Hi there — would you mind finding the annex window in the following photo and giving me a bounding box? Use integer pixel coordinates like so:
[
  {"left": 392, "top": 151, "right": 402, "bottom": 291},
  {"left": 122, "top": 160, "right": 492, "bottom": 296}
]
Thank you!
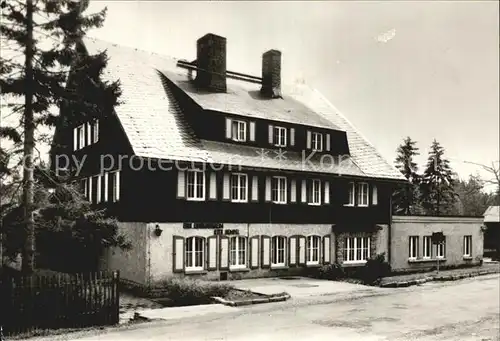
[
  {"left": 186, "top": 170, "right": 205, "bottom": 201},
  {"left": 95, "top": 174, "right": 102, "bottom": 204},
  {"left": 307, "top": 235, "right": 321, "bottom": 265},
  {"left": 308, "top": 179, "right": 321, "bottom": 205},
  {"left": 82, "top": 178, "right": 88, "bottom": 199},
  {"left": 230, "top": 173, "right": 248, "bottom": 203},
  {"left": 111, "top": 170, "right": 120, "bottom": 202},
  {"left": 312, "top": 132, "right": 323, "bottom": 151},
  {"left": 344, "top": 237, "right": 370, "bottom": 263},
  {"left": 230, "top": 236, "right": 247, "bottom": 269},
  {"left": 463, "top": 235, "right": 472, "bottom": 257},
  {"left": 271, "top": 236, "right": 286, "bottom": 266},
  {"left": 273, "top": 126, "right": 287, "bottom": 147},
  {"left": 409, "top": 236, "right": 419, "bottom": 259},
  {"left": 357, "top": 183, "right": 369, "bottom": 207},
  {"left": 271, "top": 176, "right": 287, "bottom": 204},
  {"left": 346, "top": 182, "right": 355, "bottom": 206},
  {"left": 73, "top": 124, "right": 85, "bottom": 150},
  {"left": 185, "top": 237, "right": 204, "bottom": 271},
  {"left": 92, "top": 119, "right": 99, "bottom": 143},
  {"left": 231, "top": 120, "right": 247, "bottom": 142},
  {"left": 436, "top": 238, "right": 446, "bottom": 259},
  {"left": 423, "top": 236, "right": 432, "bottom": 258}
]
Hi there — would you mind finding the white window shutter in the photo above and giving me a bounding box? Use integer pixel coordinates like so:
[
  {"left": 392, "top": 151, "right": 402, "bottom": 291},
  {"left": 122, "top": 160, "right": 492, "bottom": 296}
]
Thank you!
[
  {"left": 225, "top": 118, "right": 232, "bottom": 139},
  {"left": 326, "top": 134, "right": 331, "bottom": 151},
  {"left": 177, "top": 170, "right": 186, "bottom": 198},
  {"left": 104, "top": 172, "right": 109, "bottom": 202},
  {"left": 249, "top": 121, "right": 256, "bottom": 142},
  {"left": 289, "top": 236, "right": 297, "bottom": 266},
  {"left": 324, "top": 181, "right": 330, "bottom": 204},
  {"left": 173, "top": 236, "right": 185, "bottom": 273},
  {"left": 223, "top": 173, "right": 230, "bottom": 200},
  {"left": 96, "top": 175, "right": 101, "bottom": 203},
  {"left": 86, "top": 122, "right": 91, "bottom": 146},
  {"left": 290, "top": 180, "right": 297, "bottom": 203},
  {"left": 372, "top": 185, "right": 378, "bottom": 206},
  {"left": 219, "top": 236, "right": 229, "bottom": 270},
  {"left": 290, "top": 128, "right": 295, "bottom": 146},
  {"left": 301, "top": 180, "right": 307, "bottom": 203},
  {"left": 251, "top": 176, "right": 258, "bottom": 201},
  {"left": 250, "top": 237, "right": 259, "bottom": 268},
  {"left": 115, "top": 171, "right": 121, "bottom": 201},
  {"left": 306, "top": 131, "right": 312, "bottom": 149},
  {"left": 268, "top": 125, "right": 273, "bottom": 144},
  {"left": 323, "top": 235, "right": 331, "bottom": 264},
  {"left": 73, "top": 128, "right": 78, "bottom": 151},
  {"left": 261, "top": 236, "right": 271, "bottom": 268},
  {"left": 88, "top": 176, "right": 93, "bottom": 203},
  {"left": 298, "top": 236, "right": 306, "bottom": 265},
  {"left": 209, "top": 173, "right": 217, "bottom": 199},
  {"left": 207, "top": 236, "right": 217, "bottom": 270},
  {"left": 265, "top": 176, "right": 271, "bottom": 202}
]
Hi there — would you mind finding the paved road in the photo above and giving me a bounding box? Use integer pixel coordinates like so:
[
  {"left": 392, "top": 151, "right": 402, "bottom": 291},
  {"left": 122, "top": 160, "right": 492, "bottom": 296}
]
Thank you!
[{"left": 50, "top": 274, "right": 500, "bottom": 341}]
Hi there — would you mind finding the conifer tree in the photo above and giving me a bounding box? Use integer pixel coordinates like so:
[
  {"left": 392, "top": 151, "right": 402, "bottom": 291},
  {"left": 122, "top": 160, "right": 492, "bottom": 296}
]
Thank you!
[
  {"left": 419, "top": 140, "right": 457, "bottom": 215},
  {"left": 393, "top": 137, "right": 421, "bottom": 215},
  {"left": 1, "top": 0, "right": 121, "bottom": 273}
]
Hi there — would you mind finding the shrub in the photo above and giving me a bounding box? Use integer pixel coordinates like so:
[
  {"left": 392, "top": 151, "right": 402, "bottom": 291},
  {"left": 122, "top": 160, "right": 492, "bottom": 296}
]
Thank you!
[
  {"left": 356, "top": 253, "right": 391, "bottom": 285},
  {"left": 315, "top": 263, "right": 346, "bottom": 280},
  {"left": 158, "top": 277, "right": 234, "bottom": 305}
]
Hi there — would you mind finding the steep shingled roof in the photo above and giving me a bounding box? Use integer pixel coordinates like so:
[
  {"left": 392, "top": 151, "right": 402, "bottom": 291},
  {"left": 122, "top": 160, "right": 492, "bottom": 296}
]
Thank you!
[
  {"left": 484, "top": 206, "right": 500, "bottom": 223},
  {"left": 82, "top": 37, "right": 406, "bottom": 181}
]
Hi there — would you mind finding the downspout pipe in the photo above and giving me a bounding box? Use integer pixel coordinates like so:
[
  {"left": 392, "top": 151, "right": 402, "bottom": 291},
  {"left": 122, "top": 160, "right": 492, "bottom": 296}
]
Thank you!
[{"left": 388, "top": 194, "right": 393, "bottom": 266}]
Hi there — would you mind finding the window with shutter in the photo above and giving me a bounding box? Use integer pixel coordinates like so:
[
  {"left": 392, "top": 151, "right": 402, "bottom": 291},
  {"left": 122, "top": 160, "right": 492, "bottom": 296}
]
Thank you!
[
  {"left": 273, "top": 126, "right": 287, "bottom": 147},
  {"left": 271, "top": 236, "right": 286, "bottom": 267},
  {"left": 186, "top": 170, "right": 205, "bottom": 201},
  {"left": 230, "top": 173, "right": 248, "bottom": 203},
  {"left": 185, "top": 236, "right": 205, "bottom": 271},
  {"left": 306, "top": 236, "right": 321, "bottom": 265}
]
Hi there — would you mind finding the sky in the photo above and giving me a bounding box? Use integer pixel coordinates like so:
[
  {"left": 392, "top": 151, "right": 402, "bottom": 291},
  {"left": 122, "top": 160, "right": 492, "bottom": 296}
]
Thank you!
[{"left": 3, "top": 1, "right": 498, "bottom": 189}]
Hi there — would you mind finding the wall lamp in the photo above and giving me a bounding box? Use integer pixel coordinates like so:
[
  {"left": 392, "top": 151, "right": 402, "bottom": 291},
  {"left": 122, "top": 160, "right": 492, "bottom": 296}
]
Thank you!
[{"left": 154, "top": 224, "right": 163, "bottom": 237}]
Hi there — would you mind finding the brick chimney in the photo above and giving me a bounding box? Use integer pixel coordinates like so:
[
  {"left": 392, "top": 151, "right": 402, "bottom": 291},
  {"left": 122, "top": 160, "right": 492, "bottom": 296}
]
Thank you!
[
  {"left": 260, "top": 49, "right": 282, "bottom": 98},
  {"left": 195, "top": 33, "right": 227, "bottom": 92}
]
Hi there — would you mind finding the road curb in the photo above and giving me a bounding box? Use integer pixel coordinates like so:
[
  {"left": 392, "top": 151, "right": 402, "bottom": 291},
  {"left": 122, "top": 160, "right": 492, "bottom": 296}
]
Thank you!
[
  {"left": 212, "top": 293, "right": 291, "bottom": 307},
  {"left": 380, "top": 269, "right": 499, "bottom": 288}
]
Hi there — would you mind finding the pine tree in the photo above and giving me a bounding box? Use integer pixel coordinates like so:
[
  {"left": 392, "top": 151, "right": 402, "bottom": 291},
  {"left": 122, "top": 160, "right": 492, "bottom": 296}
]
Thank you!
[
  {"left": 420, "top": 140, "right": 457, "bottom": 215},
  {"left": 393, "top": 137, "right": 421, "bottom": 215},
  {"left": 1, "top": 0, "right": 120, "bottom": 273}
]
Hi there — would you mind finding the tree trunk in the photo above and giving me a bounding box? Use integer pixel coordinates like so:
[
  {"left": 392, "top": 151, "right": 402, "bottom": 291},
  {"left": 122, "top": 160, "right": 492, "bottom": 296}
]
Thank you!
[{"left": 21, "top": 0, "right": 35, "bottom": 274}]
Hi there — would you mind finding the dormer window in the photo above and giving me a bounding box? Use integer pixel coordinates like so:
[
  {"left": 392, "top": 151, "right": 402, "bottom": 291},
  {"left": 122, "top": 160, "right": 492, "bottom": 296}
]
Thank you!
[
  {"left": 273, "top": 126, "right": 287, "bottom": 147},
  {"left": 312, "top": 132, "right": 323, "bottom": 151},
  {"left": 231, "top": 120, "right": 247, "bottom": 142}
]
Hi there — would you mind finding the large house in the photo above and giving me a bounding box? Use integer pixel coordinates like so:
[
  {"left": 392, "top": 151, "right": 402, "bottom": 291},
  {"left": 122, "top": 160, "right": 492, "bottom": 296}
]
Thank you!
[{"left": 52, "top": 33, "right": 407, "bottom": 286}]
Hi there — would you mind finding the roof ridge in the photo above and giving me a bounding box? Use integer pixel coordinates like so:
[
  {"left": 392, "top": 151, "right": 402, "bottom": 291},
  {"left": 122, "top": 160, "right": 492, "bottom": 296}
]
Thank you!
[{"left": 84, "top": 35, "right": 178, "bottom": 62}]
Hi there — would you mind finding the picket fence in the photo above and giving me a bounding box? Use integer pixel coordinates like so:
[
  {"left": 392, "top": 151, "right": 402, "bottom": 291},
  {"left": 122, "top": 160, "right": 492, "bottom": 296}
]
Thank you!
[{"left": 0, "top": 270, "right": 120, "bottom": 337}]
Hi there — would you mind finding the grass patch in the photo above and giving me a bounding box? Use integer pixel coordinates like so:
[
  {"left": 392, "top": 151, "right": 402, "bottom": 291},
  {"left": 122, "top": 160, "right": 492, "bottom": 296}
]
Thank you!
[{"left": 156, "top": 277, "right": 234, "bottom": 305}]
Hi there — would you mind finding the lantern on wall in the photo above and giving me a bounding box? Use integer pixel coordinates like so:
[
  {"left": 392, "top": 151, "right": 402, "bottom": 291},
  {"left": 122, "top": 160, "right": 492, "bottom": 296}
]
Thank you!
[{"left": 154, "top": 224, "right": 163, "bottom": 237}]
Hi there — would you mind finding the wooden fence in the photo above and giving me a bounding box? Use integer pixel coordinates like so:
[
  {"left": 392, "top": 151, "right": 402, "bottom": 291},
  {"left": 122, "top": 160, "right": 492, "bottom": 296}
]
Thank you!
[{"left": 0, "top": 270, "right": 120, "bottom": 337}]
